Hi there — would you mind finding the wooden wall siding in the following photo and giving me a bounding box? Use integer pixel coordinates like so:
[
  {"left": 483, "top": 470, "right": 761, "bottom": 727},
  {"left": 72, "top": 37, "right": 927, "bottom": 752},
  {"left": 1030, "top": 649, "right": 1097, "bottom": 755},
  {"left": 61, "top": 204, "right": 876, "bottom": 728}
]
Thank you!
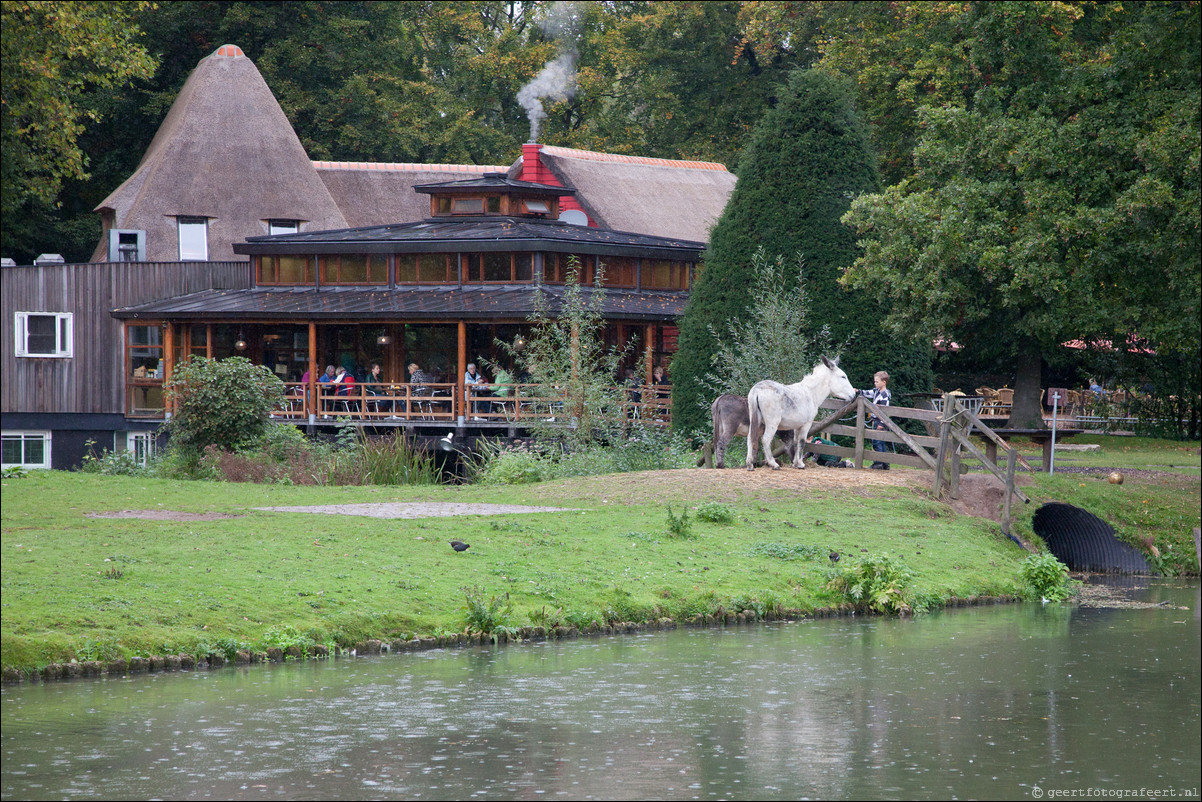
[{"left": 2, "top": 262, "right": 249, "bottom": 415}]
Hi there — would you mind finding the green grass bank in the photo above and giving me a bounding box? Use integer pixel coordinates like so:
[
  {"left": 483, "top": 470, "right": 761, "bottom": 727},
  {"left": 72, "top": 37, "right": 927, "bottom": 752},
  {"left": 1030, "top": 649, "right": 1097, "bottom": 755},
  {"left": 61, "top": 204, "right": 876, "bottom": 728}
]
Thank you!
[{"left": 2, "top": 435, "right": 1197, "bottom": 677}]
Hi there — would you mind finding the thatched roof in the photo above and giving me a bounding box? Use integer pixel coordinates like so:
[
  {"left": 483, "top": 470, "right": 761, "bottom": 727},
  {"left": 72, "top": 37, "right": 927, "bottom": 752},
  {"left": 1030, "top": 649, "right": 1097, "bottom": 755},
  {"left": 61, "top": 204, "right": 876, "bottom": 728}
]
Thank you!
[
  {"left": 513, "top": 145, "right": 737, "bottom": 244},
  {"left": 316, "top": 162, "right": 509, "bottom": 228},
  {"left": 92, "top": 45, "right": 347, "bottom": 262}
]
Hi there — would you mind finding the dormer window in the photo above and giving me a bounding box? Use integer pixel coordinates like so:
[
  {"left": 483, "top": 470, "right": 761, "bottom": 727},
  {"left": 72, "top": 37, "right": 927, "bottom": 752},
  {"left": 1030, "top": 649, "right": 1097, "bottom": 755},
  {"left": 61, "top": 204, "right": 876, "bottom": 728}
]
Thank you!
[
  {"left": 178, "top": 217, "right": 208, "bottom": 261},
  {"left": 268, "top": 219, "right": 299, "bottom": 235},
  {"left": 524, "top": 200, "right": 550, "bottom": 214}
]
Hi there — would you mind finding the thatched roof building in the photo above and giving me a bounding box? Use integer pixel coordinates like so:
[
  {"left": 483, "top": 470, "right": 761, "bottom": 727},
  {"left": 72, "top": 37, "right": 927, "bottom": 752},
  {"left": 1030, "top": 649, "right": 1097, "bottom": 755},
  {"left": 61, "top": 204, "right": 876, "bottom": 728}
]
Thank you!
[
  {"left": 90, "top": 45, "right": 737, "bottom": 263},
  {"left": 91, "top": 45, "right": 347, "bottom": 263}
]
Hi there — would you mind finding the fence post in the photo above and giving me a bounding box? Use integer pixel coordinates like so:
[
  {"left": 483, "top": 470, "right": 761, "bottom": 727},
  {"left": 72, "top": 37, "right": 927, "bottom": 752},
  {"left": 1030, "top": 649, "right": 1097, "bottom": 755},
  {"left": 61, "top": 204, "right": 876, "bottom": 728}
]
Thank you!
[
  {"left": 854, "top": 397, "right": 866, "bottom": 468},
  {"left": 933, "top": 392, "right": 953, "bottom": 499},
  {"left": 1002, "top": 447, "right": 1018, "bottom": 536},
  {"left": 949, "top": 398, "right": 963, "bottom": 500}
]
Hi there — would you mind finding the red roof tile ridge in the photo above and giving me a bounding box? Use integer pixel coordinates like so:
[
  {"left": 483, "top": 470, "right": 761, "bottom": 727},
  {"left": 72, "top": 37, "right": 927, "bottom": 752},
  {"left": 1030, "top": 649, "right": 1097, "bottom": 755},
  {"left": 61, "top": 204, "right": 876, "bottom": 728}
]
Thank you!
[
  {"left": 538, "top": 145, "right": 728, "bottom": 171},
  {"left": 313, "top": 161, "right": 509, "bottom": 173}
]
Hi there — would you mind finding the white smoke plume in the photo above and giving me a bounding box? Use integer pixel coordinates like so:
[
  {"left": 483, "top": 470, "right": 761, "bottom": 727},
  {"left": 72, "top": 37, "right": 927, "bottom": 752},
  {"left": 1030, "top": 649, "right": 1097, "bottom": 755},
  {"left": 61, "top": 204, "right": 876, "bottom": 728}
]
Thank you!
[{"left": 517, "top": 2, "right": 582, "bottom": 142}]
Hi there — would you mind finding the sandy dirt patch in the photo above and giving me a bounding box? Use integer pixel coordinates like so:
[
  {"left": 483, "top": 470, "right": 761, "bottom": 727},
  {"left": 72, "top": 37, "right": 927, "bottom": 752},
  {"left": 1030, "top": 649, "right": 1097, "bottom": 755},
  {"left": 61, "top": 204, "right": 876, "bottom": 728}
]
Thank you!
[
  {"left": 255, "top": 502, "right": 581, "bottom": 519},
  {"left": 87, "top": 510, "right": 242, "bottom": 521}
]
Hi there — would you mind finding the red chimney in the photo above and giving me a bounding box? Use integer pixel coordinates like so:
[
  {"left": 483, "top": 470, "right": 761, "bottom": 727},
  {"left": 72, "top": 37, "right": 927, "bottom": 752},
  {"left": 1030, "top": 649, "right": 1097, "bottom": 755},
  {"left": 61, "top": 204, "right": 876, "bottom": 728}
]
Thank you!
[{"left": 521, "top": 142, "right": 595, "bottom": 226}]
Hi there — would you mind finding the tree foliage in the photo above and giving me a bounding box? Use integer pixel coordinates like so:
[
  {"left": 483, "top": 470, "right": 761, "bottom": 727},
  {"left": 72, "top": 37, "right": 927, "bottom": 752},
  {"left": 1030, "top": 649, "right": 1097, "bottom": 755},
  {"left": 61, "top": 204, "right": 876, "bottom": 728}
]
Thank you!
[
  {"left": 702, "top": 247, "right": 836, "bottom": 400},
  {"left": 840, "top": 1, "right": 1201, "bottom": 427},
  {"left": 165, "top": 357, "right": 286, "bottom": 455},
  {"left": 672, "top": 67, "right": 930, "bottom": 433},
  {"left": 500, "top": 259, "right": 634, "bottom": 450},
  {"left": 0, "top": 0, "right": 155, "bottom": 258}
]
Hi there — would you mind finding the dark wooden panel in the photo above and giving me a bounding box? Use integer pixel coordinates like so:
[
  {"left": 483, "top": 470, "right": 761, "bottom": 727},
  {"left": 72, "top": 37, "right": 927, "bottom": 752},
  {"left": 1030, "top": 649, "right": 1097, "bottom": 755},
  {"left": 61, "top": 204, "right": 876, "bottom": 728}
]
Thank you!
[{"left": 2, "top": 262, "right": 249, "bottom": 415}]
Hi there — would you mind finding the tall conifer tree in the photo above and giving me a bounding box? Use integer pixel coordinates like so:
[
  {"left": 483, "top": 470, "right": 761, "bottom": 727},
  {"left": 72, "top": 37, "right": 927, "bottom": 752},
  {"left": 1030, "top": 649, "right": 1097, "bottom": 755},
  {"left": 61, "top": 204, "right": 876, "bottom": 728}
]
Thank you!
[{"left": 672, "top": 68, "right": 931, "bottom": 433}]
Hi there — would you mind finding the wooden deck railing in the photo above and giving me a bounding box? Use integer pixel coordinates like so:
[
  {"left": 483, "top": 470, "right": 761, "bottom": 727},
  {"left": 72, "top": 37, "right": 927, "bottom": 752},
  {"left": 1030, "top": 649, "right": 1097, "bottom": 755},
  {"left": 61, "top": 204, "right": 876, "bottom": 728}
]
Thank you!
[{"left": 271, "top": 381, "right": 672, "bottom": 426}]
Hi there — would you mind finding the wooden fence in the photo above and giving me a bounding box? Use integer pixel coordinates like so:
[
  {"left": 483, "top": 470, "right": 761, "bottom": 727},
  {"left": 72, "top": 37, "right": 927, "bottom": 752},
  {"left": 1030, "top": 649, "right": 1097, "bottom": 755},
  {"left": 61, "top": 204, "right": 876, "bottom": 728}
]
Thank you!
[{"left": 734, "top": 393, "right": 1032, "bottom": 538}]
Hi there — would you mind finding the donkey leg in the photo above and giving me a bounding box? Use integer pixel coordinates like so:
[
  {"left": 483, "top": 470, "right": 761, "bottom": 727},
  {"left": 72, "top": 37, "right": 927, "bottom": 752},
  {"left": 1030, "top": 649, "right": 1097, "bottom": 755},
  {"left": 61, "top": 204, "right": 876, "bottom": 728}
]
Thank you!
[
  {"left": 794, "top": 423, "right": 813, "bottom": 468},
  {"left": 762, "top": 424, "right": 781, "bottom": 470},
  {"left": 715, "top": 428, "right": 730, "bottom": 469},
  {"left": 745, "top": 423, "right": 759, "bottom": 470}
]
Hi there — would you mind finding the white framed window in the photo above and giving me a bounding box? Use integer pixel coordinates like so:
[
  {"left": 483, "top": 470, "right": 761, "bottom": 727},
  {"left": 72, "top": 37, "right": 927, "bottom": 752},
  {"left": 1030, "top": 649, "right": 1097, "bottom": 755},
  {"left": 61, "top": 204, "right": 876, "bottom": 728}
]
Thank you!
[
  {"left": 178, "top": 217, "right": 209, "bottom": 260},
  {"left": 268, "top": 219, "right": 299, "bottom": 236},
  {"left": 126, "top": 432, "right": 158, "bottom": 466},
  {"left": 14, "top": 312, "right": 73, "bottom": 358},
  {"left": 2, "top": 431, "right": 52, "bottom": 469}
]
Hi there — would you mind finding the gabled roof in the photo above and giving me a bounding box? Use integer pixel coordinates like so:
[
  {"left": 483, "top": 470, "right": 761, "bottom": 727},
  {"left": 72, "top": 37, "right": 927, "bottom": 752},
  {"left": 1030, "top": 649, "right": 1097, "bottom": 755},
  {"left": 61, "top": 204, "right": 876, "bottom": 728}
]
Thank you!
[
  {"left": 516, "top": 145, "right": 737, "bottom": 243},
  {"left": 235, "top": 217, "right": 706, "bottom": 260},
  {"left": 315, "top": 162, "right": 510, "bottom": 229},
  {"left": 92, "top": 45, "right": 347, "bottom": 262}
]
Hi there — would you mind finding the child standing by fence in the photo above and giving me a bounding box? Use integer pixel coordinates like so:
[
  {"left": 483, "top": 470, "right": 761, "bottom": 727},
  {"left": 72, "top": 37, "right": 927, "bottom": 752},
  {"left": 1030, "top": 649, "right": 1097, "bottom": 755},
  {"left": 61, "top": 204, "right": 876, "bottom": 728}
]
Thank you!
[{"left": 861, "top": 370, "right": 893, "bottom": 469}]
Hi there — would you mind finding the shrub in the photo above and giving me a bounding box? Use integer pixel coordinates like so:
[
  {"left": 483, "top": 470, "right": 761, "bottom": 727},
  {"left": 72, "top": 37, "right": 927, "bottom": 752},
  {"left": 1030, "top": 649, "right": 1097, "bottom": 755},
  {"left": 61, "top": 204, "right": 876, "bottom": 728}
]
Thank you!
[
  {"left": 165, "top": 356, "right": 285, "bottom": 456},
  {"left": 665, "top": 505, "right": 694, "bottom": 539},
  {"left": 461, "top": 586, "right": 516, "bottom": 635},
  {"left": 695, "top": 502, "right": 735, "bottom": 524},
  {"left": 1020, "top": 553, "right": 1076, "bottom": 602},
  {"left": 80, "top": 439, "right": 145, "bottom": 476},
  {"left": 828, "top": 553, "right": 918, "bottom": 614}
]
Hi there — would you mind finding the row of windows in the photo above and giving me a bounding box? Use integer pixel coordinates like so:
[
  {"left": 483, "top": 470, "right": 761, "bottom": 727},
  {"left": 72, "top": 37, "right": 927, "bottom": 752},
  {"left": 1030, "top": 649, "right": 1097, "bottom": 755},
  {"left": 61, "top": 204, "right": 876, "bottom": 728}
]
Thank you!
[
  {"left": 1, "top": 431, "right": 157, "bottom": 470},
  {"left": 176, "top": 217, "right": 299, "bottom": 261},
  {"left": 256, "top": 253, "right": 693, "bottom": 290}
]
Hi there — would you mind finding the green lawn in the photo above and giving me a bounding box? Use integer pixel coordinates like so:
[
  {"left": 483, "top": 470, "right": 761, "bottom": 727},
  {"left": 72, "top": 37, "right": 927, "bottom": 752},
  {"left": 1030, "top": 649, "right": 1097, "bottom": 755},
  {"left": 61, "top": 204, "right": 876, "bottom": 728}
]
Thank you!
[{"left": 1, "top": 435, "right": 1197, "bottom": 675}]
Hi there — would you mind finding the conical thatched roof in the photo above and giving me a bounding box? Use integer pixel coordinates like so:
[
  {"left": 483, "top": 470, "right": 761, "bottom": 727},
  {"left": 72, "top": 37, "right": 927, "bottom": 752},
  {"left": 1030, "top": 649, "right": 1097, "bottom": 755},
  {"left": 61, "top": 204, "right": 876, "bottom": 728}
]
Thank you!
[
  {"left": 92, "top": 45, "right": 346, "bottom": 262},
  {"left": 513, "top": 145, "right": 737, "bottom": 244}
]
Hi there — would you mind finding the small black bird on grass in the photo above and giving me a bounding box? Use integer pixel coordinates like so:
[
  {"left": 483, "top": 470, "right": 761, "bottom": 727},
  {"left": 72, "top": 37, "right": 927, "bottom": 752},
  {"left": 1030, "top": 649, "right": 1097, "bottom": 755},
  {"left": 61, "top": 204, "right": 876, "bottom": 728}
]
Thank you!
[{"left": 450, "top": 540, "right": 470, "bottom": 552}]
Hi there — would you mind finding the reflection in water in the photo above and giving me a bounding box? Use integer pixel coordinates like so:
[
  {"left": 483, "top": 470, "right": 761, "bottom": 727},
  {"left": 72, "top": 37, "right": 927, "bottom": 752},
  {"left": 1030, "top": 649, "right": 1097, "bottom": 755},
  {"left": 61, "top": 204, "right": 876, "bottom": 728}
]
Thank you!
[{"left": 3, "top": 579, "right": 1199, "bottom": 800}]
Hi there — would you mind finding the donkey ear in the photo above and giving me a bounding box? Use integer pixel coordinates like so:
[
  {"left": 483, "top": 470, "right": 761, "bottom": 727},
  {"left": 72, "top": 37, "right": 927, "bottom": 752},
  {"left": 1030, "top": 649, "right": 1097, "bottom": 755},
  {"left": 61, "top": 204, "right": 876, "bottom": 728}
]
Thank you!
[{"left": 821, "top": 355, "right": 835, "bottom": 369}]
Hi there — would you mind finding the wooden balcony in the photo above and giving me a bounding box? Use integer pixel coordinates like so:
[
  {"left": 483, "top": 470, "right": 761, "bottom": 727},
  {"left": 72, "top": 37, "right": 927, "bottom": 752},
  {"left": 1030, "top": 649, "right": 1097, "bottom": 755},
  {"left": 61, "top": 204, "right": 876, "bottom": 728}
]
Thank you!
[{"left": 270, "top": 382, "right": 672, "bottom": 427}]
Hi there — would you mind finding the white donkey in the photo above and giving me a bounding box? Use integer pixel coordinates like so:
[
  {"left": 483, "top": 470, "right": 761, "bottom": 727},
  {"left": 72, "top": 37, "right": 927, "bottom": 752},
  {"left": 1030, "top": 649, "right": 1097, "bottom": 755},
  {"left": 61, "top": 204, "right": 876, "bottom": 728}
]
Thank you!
[{"left": 746, "top": 356, "right": 858, "bottom": 470}]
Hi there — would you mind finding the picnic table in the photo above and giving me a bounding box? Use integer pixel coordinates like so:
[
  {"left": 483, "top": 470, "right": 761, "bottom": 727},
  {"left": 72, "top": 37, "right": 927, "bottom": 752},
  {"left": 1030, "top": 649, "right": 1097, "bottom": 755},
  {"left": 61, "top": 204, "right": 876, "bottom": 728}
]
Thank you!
[{"left": 978, "top": 428, "right": 1085, "bottom": 470}]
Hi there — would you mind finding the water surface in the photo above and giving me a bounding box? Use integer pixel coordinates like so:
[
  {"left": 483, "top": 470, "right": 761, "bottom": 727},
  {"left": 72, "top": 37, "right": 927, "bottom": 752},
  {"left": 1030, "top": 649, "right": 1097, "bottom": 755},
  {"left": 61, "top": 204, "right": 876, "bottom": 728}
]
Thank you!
[{"left": 3, "top": 578, "right": 1199, "bottom": 800}]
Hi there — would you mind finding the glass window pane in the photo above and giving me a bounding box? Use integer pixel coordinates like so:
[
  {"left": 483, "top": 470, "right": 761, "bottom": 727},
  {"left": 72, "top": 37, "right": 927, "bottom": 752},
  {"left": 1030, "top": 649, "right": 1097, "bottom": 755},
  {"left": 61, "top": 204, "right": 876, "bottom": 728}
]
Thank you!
[
  {"left": 269, "top": 220, "right": 298, "bottom": 235},
  {"left": 515, "top": 253, "right": 533, "bottom": 282},
  {"left": 483, "top": 253, "right": 510, "bottom": 282},
  {"left": 418, "top": 255, "right": 449, "bottom": 283},
  {"left": 461, "top": 254, "right": 481, "bottom": 283},
  {"left": 486, "top": 196, "right": 501, "bottom": 213},
  {"left": 437, "top": 197, "right": 451, "bottom": 214},
  {"left": 25, "top": 315, "right": 56, "bottom": 354},
  {"left": 178, "top": 218, "right": 207, "bottom": 260},
  {"left": 24, "top": 436, "right": 44, "bottom": 465},
  {"left": 367, "top": 254, "right": 387, "bottom": 283},
  {"left": 452, "top": 197, "right": 484, "bottom": 214},
  {"left": 397, "top": 255, "right": 418, "bottom": 283},
  {"left": 2, "top": 437, "right": 21, "bottom": 465},
  {"left": 278, "top": 255, "right": 310, "bottom": 283},
  {"left": 339, "top": 255, "right": 369, "bottom": 283}
]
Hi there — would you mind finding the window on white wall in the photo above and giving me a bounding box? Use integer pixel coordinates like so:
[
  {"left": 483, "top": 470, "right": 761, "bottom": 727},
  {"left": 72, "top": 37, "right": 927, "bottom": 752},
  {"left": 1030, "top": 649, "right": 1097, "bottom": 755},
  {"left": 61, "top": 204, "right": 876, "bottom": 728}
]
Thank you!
[
  {"left": 178, "top": 217, "right": 208, "bottom": 260},
  {"left": 14, "top": 312, "right": 73, "bottom": 357},
  {"left": 2, "top": 431, "right": 51, "bottom": 469}
]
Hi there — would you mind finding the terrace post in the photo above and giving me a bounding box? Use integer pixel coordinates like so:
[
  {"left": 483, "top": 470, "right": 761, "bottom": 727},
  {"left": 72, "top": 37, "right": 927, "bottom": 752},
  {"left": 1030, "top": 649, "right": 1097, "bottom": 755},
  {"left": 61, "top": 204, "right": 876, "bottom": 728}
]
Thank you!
[
  {"left": 457, "top": 320, "right": 467, "bottom": 424},
  {"left": 644, "top": 324, "right": 654, "bottom": 385},
  {"left": 163, "top": 322, "right": 175, "bottom": 415},
  {"left": 307, "top": 321, "right": 317, "bottom": 423}
]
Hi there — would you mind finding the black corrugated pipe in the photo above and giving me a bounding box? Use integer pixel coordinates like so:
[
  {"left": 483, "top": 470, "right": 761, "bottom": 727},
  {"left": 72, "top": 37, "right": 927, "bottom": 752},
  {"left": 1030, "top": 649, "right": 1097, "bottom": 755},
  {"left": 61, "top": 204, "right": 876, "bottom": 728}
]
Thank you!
[{"left": 1032, "top": 503, "right": 1151, "bottom": 574}]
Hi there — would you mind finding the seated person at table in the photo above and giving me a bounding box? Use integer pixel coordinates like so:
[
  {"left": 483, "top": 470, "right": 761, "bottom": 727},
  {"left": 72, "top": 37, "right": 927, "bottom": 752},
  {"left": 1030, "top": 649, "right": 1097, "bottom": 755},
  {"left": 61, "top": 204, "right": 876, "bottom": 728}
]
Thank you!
[
  {"left": 465, "top": 363, "right": 489, "bottom": 418},
  {"left": 317, "top": 365, "right": 336, "bottom": 415},
  {"left": 365, "top": 362, "right": 392, "bottom": 415},
  {"left": 333, "top": 366, "right": 358, "bottom": 411},
  {"left": 407, "top": 362, "right": 432, "bottom": 413}
]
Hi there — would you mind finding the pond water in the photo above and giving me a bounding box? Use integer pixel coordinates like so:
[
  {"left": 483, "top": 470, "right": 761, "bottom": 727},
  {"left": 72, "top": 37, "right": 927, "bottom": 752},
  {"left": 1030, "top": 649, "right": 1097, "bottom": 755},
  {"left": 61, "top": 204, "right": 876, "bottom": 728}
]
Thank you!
[{"left": 3, "top": 578, "right": 1199, "bottom": 801}]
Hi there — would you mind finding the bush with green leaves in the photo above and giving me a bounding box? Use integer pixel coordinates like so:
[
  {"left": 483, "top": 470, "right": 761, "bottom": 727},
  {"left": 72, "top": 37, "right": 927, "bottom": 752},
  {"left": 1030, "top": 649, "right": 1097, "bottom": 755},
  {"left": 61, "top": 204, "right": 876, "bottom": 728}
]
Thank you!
[
  {"left": 827, "top": 553, "right": 919, "bottom": 614},
  {"left": 1019, "top": 553, "right": 1076, "bottom": 602},
  {"left": 460, "top": 586, "right": 516, "bottom": 635},
  {"left": 695, "top": 502, "right": 735, "bottom": 524},
  {"left": 164, "top": 356, "right": 286, "bottom": 456},
  {"left": 665, "top": 504, "right": 694, "bottom": 539},
  {"left": 80, "top": 440, "right": 145, "bottom": 476}
]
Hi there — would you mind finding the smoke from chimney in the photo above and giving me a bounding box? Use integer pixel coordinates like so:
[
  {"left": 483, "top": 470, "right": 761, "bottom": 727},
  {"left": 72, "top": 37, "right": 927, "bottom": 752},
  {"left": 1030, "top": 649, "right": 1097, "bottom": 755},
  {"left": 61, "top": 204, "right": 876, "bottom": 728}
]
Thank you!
[{"left": 517, "top": 2, "right": 581, "bottom": 142}]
